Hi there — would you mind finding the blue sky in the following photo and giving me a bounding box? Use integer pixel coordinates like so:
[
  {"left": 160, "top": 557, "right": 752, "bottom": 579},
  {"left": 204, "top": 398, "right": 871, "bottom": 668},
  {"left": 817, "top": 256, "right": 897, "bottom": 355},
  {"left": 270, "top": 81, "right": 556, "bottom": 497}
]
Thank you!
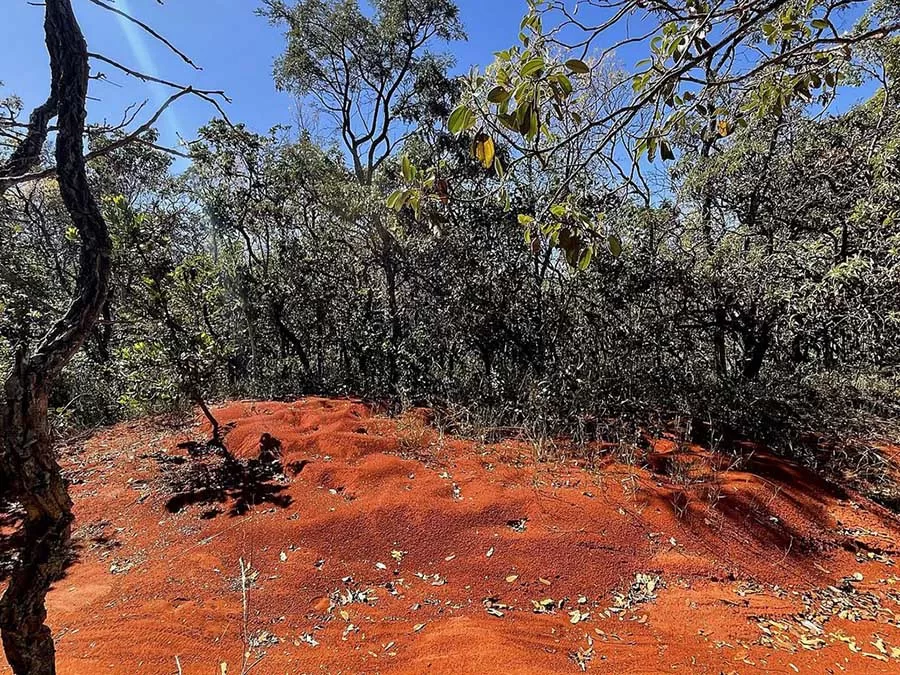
[
  {"left": 3, "top": 0, "right": 876, "bottom": 164},
  {"left": 2, "top": 0, "right": 527, "bottom": 150}
]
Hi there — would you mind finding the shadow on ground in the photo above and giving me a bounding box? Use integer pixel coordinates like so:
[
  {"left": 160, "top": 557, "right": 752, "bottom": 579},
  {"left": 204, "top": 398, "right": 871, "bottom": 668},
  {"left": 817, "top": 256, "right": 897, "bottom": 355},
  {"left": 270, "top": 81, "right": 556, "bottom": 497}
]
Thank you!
[{"left": 159, "top": 434, "right": 294, "bottom": 517}]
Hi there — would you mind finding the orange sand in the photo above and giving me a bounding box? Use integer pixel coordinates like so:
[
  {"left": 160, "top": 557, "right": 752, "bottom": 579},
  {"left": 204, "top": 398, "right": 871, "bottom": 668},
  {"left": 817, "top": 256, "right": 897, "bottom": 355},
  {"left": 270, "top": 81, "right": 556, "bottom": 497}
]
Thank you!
[{"left": 3, "top": 397, "right": 900, "bottom": 673}]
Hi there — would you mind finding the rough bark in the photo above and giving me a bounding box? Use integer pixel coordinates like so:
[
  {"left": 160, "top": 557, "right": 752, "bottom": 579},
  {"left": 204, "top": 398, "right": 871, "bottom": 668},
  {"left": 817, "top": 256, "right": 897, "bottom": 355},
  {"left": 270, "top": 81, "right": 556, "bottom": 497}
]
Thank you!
[
  {"left": 0, "top": 96, "right": 57, "bottom": 189},
  {"left": 0, "top": 1, "right": 111, "bottom": 673},
  {"left": 0, "top": 23, "right": 59, "bottom": 195}
]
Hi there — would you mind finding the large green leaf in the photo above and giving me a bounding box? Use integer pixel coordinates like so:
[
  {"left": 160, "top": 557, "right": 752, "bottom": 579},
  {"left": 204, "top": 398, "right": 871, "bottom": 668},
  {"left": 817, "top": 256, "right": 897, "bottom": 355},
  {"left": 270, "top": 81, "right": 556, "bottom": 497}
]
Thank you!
[
  {"left": 448, "top": 105, "right": 476, "bottom": 135},
  {"left": 521, "top": 57, "right": 546, "bottom": 78},
  {"left": 565, "top": 59, "right": 590, "bottom": 74}
]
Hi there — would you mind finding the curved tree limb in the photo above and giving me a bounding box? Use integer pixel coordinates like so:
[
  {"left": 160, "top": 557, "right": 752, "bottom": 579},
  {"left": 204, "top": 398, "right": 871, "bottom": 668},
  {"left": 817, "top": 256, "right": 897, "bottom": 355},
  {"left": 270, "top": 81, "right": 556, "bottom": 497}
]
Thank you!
[
  {"left": 0, "top": 87, "right": 210, "bottom": 190},
  {"left": 0, "top": 19, "right": 62, "bottom": 185},
  {"left": 0, "top": 1, "right": 110, "bottom": 673}
]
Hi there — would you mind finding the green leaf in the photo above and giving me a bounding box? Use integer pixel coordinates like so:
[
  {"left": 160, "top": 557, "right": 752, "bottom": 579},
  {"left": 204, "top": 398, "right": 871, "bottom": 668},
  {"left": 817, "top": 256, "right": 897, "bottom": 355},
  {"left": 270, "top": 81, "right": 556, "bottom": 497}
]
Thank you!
[
  {"left": 550, "top": 204, "right": 567, "bottom": 218},
  {"left": 401, "top": 155, "right": 414, "bottom": 182},
  {"left": 388, "top": 189, "right": 411, "bottom": 212},
  {"left": 518, "top": 214, "right": 535, "bottom": 226},
  {"left": 498, "top": 113, "right": 519, "bottom": 131},
  {"left": 516, "top": 103, "right": 536, "bottom": 136},
  {"left": 386, "top": 189, "right": 403, "bottom": 210},
  {"left": 526, "top": 109, "right": 539, "bottom": 139},
  {"left": 487, "top": 86, "right": 511, "bottom": 104},
  {"left": 608, "top": 234, "right": 622, "bottom": 258},
  {"left": 634, "top": 138, "right": 648, "bottom": 159},
  {"left": 494, "top": 156, "right": 505, "bottom": 179},
  {"left": 632, "top": 73, "right": 649, "bottom": 93},
  {"left": 578, "top": 246, "right": 593, "bottom": 270},
  {"left": 565, "top": 59, "right": 590, "bottom": 75},
  {"left": 448, "top": 105, "right": 476, "bottom": 135},
  {"left": 521, "top": 57, "right": 546, "bottom": 78},
  {"left": 660, "top": 139, "right": 675, "bottom": 161}
]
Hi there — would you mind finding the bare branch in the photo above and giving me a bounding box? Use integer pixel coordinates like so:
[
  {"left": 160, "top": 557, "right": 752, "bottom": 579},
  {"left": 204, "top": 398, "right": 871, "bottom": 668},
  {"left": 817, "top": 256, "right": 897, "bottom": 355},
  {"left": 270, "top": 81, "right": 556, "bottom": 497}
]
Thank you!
[
  {"left": 85, "top": 0, "right": 201, "bottom": 70},
  {"left": 0, "top": 87, "right": 201, "bottom": 189}
]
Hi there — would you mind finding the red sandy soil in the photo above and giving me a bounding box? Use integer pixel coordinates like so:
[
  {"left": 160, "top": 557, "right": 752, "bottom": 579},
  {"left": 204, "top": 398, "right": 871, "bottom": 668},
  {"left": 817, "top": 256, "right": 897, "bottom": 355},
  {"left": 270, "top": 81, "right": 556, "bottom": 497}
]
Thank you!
[{"left": 3, "top": 397, "right": 900, "bottom": 674}]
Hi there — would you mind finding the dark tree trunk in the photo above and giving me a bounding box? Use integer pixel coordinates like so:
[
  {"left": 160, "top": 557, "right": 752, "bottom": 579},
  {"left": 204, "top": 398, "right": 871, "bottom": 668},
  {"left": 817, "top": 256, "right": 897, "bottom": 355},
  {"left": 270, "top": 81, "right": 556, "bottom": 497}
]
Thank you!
[
  {"left": 376, "top": 221, "right": 402, "bottom": 394},
  {"left": 236, "top": 272, "right": 258, "bottom": 381},
  {"left": 740, "top": 322, "right": 771, "bottom": 381},
  {"left": 0, "top": 357, "right": 73, "bottom": 675},
  {"left": 268, "top": 296, "right": 312, "bottom": 375},
  {"left": 713, "top": 306, "right": 728, "bottom": 378},
  {"left": 195, "top": 395, "right": 222, "bottom": 446},
  {"left": 0, "top": 1, "right": 111, "bottom": 673},
  {"left": 91, "top": 299, "right": 113, "bottom": 364}
]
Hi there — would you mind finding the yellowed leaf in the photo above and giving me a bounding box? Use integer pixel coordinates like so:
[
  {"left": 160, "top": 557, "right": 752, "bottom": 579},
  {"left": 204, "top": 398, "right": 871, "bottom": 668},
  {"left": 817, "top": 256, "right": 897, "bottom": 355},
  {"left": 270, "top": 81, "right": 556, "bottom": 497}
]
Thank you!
[{"left": 473, "top": 134, "right": 496, "bottom": 169}]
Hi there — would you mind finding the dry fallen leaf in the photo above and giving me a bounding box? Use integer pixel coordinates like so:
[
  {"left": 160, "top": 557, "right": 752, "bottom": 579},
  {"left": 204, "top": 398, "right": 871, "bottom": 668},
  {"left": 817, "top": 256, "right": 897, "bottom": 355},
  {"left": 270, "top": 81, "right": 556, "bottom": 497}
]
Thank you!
[
  {"left": 506, "top": 575, "right": 519, "bottom": 583},
  {"left": 413, "top": 623, "right": 427, "bottom": 633},
  {"left": 532, "top": 598, "right": 556, "bottom": 614},
  {"left": 863, "top": 652, "right": 889, "bottom": 662},
  {"left": 569, "top": 609, "right": 590, "bottom": 624}
]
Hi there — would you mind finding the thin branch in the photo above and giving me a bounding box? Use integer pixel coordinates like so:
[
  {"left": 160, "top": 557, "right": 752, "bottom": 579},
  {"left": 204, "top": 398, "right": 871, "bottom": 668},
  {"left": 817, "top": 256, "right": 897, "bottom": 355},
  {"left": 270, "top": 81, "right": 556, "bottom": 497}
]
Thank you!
[
  {"left": 85, "top": 0, "right": 201, "bottom": 70},
  {"left": 0, "top": 87, "right": 198, "bottom": 188},
  {"left": 88, "top": 53, "right": 229, "bottom": 104}
]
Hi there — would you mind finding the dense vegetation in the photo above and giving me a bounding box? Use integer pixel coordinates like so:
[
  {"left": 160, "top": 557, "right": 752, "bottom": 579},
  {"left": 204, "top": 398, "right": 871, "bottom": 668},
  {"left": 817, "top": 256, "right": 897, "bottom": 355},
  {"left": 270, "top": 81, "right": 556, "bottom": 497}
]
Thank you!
[
  {"left": 5, "top": 1, "right": 899, "bottom": 450},
  {"left": 1, "top": 0, "right": 899, "bottom": 671}
]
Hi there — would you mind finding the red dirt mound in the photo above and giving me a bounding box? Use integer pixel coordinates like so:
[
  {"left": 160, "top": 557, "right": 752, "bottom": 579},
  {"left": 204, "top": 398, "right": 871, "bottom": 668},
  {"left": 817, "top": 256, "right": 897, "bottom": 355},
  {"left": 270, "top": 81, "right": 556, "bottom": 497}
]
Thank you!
[{"left": 3, "top": 398, "right": 900, "bottom": 673}]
